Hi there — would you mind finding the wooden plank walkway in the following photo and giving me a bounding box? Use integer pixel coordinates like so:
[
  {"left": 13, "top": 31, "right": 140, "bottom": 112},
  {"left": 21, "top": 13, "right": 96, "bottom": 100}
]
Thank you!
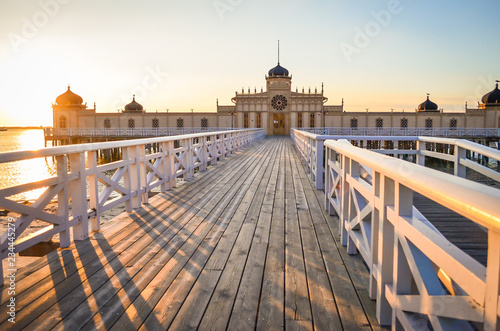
[{"left": 0, "top": 136, "right": 384, "bottom": 330}]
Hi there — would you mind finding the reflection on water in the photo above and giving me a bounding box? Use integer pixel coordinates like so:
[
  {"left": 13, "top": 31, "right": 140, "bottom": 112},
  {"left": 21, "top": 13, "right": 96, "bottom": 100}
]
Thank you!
[{"left": 0, "top": 129, "right": 56, "bottom": 201}]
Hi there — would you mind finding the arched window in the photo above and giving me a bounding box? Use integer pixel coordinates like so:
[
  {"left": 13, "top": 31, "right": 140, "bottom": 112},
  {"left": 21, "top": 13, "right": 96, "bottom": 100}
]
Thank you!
[
  {"left": 450, "top": 118, "right": 457, "bottom": 129},
  {"left": 256, "top": 113, "right": 261, "bottom": 128},
  {"left": 400, "top": 118, "right": 408, "bottom": 129},
  {"left": 310, "top": 113, "right": 315, "bottom": 128},
  {"left": 376, "top": 118, "right": 383, "bottom": 128},
  {"left": 425, "top": 118, "right": 433, "bottom": 129},
  {"left": 350, "top": 118, "right": 358, "bottom": 129},
  {"left": 128, "top": 118, "right": 135, "bottom": 128},
  {"left": 104, "top": 118, "right": 111, "bottom": 128},
  {"left": 177, "top": 118, "right": 183, "bottom": 128},
  {"left": 297, "top": 113, "right": 303, "bottom": 128},
  {"left": 59, "top": 115, "right": 67, "bottom": 128},
  {"left": 201, "top": 118, "right": 208, "bottom": 128},
  {"left": 152, "top": 118, "right": 159, "bottom": 128},
  {"left": 244, "top": 113, "right": 249, "bottom": 128}
]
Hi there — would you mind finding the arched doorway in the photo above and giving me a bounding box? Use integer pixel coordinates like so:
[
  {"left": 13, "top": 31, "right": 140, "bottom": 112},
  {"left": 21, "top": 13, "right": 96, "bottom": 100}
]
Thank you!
[{"left": 273, "top": 113, "right": 285, "bottom": 135}]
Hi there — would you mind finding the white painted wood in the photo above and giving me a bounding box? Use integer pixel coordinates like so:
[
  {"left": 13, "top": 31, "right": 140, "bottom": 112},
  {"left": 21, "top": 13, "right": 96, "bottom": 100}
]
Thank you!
[
  {"left": 69, "top": 153, "right": 88, "bottom": 240},
  {"left": 318, "top": 134, "right": 500, "bottom": 329},
  {"left": 56, "top": 155, "right": 71, "bottom": 248},
  {"left": 87, "top": 151, "right": 100, "bottom": 232}
]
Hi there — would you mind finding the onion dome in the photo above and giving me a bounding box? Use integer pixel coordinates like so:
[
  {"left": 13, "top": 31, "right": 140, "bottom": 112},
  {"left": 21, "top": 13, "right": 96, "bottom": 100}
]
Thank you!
[
  {"left": 56, "top": 85, "right": 83, "bottom": 105},
  {"left": 124, "top": 95, "right": 143, "bottom": 111},
  {"left": 268, "top": 63, "right": 289, "bottom": 77},
  {"left": 481, "top": 83, "right": 500, "bottom": 104},
  {"left": 418, "top": 94, "right": 438, "bottom": 111}
]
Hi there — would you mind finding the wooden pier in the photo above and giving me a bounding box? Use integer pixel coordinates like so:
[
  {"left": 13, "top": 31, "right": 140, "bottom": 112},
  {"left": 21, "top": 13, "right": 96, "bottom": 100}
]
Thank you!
[{"left": 0, "top": 137, "right": 385, "bottom": 330}]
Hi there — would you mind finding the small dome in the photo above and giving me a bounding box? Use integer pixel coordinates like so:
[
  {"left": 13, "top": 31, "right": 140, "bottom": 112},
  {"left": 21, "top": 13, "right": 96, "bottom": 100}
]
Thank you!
[
  {"left": 268, "top": 63, "right": 289, "bottom": 77},
  {"left": 418, "top": 95, "right": 438, "bottom": 111},
  {"left": 481, "top": 83, "right": 500, "bottom": 104},
  {"left": 124, "top": 95, "right": 143, "bottom": 111},
  {"left": 56, "top": 85, "right": 83, "bottom": 105}
]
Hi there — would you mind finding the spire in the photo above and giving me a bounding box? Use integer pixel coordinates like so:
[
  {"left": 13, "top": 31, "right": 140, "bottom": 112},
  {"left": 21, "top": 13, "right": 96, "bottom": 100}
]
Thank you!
[
  {"left": 277, "top": 40, "right": 280, "bottom": 65},
  {"left": 133, "top": 94, "right": 136, "bottom": 101},
  {"left": 427, "top": 93, "right": 430, "bottom": 100}
]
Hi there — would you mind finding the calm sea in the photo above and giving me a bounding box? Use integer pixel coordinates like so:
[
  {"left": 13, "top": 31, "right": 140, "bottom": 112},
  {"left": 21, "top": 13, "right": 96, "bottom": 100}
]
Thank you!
[{"left": 0, "top": 129, "right": 56, "bottom": 201}]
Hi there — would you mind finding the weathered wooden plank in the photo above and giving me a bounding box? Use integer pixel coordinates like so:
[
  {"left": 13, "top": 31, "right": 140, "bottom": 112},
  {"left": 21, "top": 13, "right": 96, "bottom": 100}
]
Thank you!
[
  {"left": 255, "top": 142, "right": 289, "bottom": 330},
  {"left": 4, "top": 140, "right": 270, "bottom": 330},
  {"left": 197, "top": 141, "right": 283, "bottom": 330},
  {"left": 80, "top": 140, "right": 277, "bottom": 330},
  {"left": 285, "top": 142, "right": 313, "bottom": 324},
  {"left": 168, "top": 140, "right": 282, "bottom": 330},
  {"left": 227, "top": 140, "right": 284, "bottom": 330},
  {"left": 306, "top": 161, "right": 384, "bottom": 331},
  {"left": 137, "top": 141, "right": 283, "bottom": 330}
]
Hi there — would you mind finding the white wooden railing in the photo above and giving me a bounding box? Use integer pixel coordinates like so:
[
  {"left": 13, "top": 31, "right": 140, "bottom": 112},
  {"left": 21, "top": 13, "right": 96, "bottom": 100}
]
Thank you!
[
  {"left": 44, "top": 127, "right": 235, "bottom": 138},
  {"left": 323, "top": 138, "right": 500, "bottom": 330},
  {"left": 298, "top": 127, "right": 500, "bottom": 138},
  {"left": 292, "top": 129, "right": 500, "bottom": 190},
  {"left": 0, "top": 128, "right": 265, "bottom": 285}
]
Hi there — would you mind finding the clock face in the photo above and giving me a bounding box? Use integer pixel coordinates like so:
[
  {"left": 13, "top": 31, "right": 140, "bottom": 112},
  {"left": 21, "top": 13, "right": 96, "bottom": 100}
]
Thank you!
[{"left": 271, "top": 95, "right": 288, "bottom": 110}]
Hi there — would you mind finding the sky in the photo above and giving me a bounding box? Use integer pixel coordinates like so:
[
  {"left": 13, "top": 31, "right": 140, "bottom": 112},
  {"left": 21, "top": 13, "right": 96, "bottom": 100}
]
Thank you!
[{"left": 0, "top": 0, "right": 499, "bottom": 126}]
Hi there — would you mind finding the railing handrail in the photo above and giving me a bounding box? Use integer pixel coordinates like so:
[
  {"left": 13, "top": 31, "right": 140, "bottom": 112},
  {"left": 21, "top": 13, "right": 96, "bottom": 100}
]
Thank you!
[
  {"left": 418, "top": 136, "right": 500, "bottom": 162},
  {"left": 43, "top": 127, "right": 236, "bottom": 137},
  {"left": 291, "top": 129, "right": 500, "bottom": 191},
  {"left": 2, "top": 128, "right": 262, "bottom": 163},
  {"left": 293, "top": 127, "right": 500, "bottom": 137},
  {"left": 325, "top": 138, "right": 500, "bottom": 232}
]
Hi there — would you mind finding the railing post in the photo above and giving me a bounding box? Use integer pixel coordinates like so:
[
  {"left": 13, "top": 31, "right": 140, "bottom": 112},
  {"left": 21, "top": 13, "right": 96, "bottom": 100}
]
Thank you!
[
  {"left": 56, "top": 155, "right": 71, "bottom": 247},
  {"left": 375, "top": 175, "right": 395, "bottom": 326},
  {"left": 69, "top": 152, "right": 88, "bottom": 241},
  {"left": 167, "top": 140, "right": 176, "bottom": 189},
  {"left": 416, "top": 139, "right": 425, "bottom": 166},
  {"left": 454, "top": 145, "right": 466, "bottom": 178},
  {"left": 346, "top": 159, "right": 359, "bottom": 255},
  {"left": 315, "top": 139, "right": 324, "bottom": 190},
  {"left": 485, "top": 230, "right": 500, "bottom": 330},
  {"left": 87, "top": 151, "right": 100, "bottom": 232},
  {"left": 124, "top": 146, "right": 141, "bottom": 210},
  {"left": 185, "top": 138, "right": 194, "bottom": 179},
  {"left": 340, "top": 155, "right": 350, "bottom": 247},
  {"left": 209, "top": 134, "right": 217, "bottom": 166},
  {"left": 139, "top": 145, "right": 148, "bottom": 203},
  {"left": 391, "top": 183, "right": 414, "bottom": 327}
]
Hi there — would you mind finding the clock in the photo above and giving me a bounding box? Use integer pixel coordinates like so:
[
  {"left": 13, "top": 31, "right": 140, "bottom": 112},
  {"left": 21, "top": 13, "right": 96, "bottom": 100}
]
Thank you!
[{"left": 271, "top": 95, "right": 287, "bottom": 110}]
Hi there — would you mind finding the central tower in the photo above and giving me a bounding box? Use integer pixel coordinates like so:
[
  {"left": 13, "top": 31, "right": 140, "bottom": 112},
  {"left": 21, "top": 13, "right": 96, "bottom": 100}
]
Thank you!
[{"left": 266, "top": 41, "right": 292, "bottom": 135}]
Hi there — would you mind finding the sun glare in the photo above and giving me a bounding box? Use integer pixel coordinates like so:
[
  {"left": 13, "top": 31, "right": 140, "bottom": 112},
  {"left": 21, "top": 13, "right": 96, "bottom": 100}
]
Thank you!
[{"left": 0, "top": 51, "right": 76, "bottom": 127}]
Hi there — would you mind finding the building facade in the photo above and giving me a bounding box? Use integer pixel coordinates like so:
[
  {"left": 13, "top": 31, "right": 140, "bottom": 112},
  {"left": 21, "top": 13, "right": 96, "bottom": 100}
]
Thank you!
[{"left": 52, "top": 65, "right": 500, "bottom": 136}]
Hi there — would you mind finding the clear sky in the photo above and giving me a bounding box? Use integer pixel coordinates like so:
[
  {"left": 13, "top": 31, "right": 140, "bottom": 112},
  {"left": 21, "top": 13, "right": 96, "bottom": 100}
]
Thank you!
[{"left": 0, "top": 0, "right": 499, "bottom": 126}]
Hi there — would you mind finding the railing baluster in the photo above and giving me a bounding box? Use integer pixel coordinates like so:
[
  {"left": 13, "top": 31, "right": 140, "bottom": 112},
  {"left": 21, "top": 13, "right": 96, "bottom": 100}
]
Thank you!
[
  {"left": 57, "top": 155, "right": 71, "bottom": 247},
  {"left": 69, "top": 152, "right": 88, "bottom": 240},
  {"left": 88, "top": 151, "right": 100, "bottom": 232}
]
